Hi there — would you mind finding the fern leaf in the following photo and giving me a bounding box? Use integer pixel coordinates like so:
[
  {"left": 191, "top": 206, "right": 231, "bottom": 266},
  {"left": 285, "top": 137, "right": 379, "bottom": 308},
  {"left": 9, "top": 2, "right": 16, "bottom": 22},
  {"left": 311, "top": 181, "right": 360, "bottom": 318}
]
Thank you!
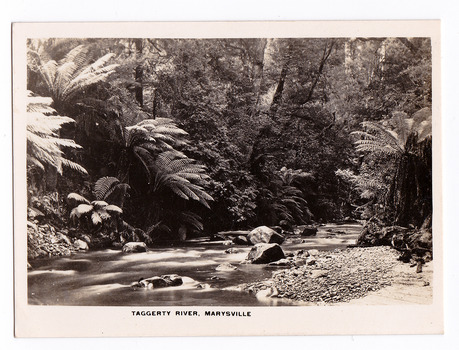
[
  {"left": 60, "top": 158, "right": 88, "bottom": 175},
  {"left": 94, "top": 176, "right": 120, "bottom": 200},
  {"left": 73, "top": 204, "right": 93, "bottom": 218},
  {"left": 179, "top": 212, "right": 204, "bottom": 231},
  {"left": 27, "top": 155, "right": 45, "bottom": 171},
  {"left": 67, "top": 193, "right": 90, "bottom": 204},
  {"left": 97, "top": 209, "right": 111, "bottom": 221},
  {"left": 104, "top": 205, "right": 123, "bottom": 214},
  {"left": 91, "top": 200, "right": 109, "bottom": 209},
  {"left": 168, "top": 185, "right": 190, "bottom": 200},
  {"left": 91, "top": 211, "right": 103, "bottom": 225}
]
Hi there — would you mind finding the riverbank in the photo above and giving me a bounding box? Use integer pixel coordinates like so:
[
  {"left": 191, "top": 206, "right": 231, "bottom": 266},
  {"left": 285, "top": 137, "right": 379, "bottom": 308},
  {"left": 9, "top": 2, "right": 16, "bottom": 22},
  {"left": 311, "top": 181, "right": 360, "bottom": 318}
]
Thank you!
[{"left": 239, "top": 246, "right": 432, "bottom": 305}]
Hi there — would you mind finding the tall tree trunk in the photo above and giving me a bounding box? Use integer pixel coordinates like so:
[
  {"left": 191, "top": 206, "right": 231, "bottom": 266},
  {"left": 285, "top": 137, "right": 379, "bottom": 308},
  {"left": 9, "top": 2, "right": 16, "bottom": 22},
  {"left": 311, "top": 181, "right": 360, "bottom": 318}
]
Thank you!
[
  {"left": 304, "top": 40, "right": 335, "bottom": 103},
  {"left": 269, "top": 42, "right": 293, "bottom": 118},
  {"left": 152, "top": 88, "right": 158, "bottom": 119},
  {"left": 134, "top": 39, "right": 143, "bottom": 107},
  {"left": 250, "top": 39, "right": 268, "bottom": 117},
  {"left": 386, "top": 136, "right": 432, "bottom": 228}
]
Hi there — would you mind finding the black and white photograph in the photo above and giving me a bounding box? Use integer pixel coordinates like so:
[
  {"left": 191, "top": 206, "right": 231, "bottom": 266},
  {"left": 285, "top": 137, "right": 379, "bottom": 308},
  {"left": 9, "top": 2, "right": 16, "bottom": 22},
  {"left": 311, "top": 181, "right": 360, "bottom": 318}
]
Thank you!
[{"left": 12, "top": 21, "right": 442, "bottom": 337}]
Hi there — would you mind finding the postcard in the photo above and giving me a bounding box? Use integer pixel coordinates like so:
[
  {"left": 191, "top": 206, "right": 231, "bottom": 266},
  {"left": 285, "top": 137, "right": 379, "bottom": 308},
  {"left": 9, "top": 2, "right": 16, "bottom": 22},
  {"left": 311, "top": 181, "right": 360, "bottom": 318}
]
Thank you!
[{"left": 13, "top": 20, "right": 442, "bottom": 337}]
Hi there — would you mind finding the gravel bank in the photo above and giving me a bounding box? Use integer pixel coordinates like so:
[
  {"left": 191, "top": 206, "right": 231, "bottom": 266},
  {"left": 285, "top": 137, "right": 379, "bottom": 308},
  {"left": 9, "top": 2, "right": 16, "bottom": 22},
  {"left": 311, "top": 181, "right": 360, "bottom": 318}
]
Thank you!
[{"left": 241, "top": 246, "right": 402, "bottom": 304}]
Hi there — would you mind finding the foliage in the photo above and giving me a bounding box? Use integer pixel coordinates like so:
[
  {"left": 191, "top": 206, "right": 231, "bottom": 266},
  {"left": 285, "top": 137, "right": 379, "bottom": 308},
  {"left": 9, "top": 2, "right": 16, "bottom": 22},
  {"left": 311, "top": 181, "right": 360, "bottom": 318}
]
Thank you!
[
  {"left": 153, "top": 151, "right": 213, "bottom": 207},
  {"left": 27, "top": 43, "right": 119, "bottom": 111},
  {"left": 26, "top": 37, "right": 433, "bottom": 240},
  {"left": 345, "top": 108, "right": 432, "bottom": 225},
  {"left": 26, "top": 91, "right": 87, "bottom": 179},
  {"left": 67, "top": 177, "right": 127, "bottom": 234}
]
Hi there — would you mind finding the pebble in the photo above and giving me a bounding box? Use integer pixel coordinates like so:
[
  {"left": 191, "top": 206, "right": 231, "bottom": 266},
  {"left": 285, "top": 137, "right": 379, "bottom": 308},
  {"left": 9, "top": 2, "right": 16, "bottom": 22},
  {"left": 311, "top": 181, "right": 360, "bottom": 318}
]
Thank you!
[{"left": 241, "top": 246, "right": 400, "bottom": 304}]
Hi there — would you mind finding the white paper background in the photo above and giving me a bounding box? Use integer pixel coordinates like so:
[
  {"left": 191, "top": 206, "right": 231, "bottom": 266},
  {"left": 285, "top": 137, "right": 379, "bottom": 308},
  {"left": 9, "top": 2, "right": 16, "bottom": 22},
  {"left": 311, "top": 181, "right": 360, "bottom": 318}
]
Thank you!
[{"left": 2, "top": 0, "right": 459, "bottom": 348}]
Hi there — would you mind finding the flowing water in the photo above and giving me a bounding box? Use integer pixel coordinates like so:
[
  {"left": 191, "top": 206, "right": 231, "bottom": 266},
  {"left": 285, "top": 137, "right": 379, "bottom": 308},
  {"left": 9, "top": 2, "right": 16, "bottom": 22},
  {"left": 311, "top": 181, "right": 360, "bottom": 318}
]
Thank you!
[{"left": 28, "top": 224, "right": 361, "bottom": 306}]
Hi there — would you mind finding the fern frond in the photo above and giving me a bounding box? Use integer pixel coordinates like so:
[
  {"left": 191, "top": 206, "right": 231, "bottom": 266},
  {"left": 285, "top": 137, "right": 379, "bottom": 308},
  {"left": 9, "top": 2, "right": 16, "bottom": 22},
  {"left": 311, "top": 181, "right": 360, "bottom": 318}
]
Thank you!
[
  {"left": 27, "top": 155, "right": 45, "bottom": 171},
  {"left": 60, "top": 158, "right": 88, "bottom": 175},
  {"left": 93, "top": 176, "right": 120, "bottom": 200},
  {"left": 67, "top": 193, "right": 90, "bottom": 204},
  {"left": 38, "top": 60, "right": 58, "bottom": 93},
  {"left": 104, "top": 205, "right": 123, "bottom": 214},
  {"left": 97, "top": 209, "right": 111, "bottom": 221},
  {"left": 179, "top": 212, "right": 204, "bottom": 231},
  {"left": 72, "top": 204, "right": 93, "bottom": 218},
  {"left": 79, "top": 53, "right": 116, "bottom": 75},
  {"left": 91, "top": 211, "right": 103, "bottom": 225},
  {"left": 59, "top": 45, "right": 88, "bottom": 66},
  {"left": 133, "top": 146, "right": 154, "bottom": 182},
  {"left": 91, "top": 200, "right": 109, "bottom": 209}
]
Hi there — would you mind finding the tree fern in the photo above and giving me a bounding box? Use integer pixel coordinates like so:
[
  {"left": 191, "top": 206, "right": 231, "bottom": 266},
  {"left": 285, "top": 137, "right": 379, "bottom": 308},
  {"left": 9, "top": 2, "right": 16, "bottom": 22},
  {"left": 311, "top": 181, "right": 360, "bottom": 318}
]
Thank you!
[
  {"left": 152, "top": 151, "right": 213, "bottom": 208},
  {"left": 352, "top": 109, "right": 432, "bottom": 157},
  {"left": 26, "top": 92, "right": 87, "bottom": 175},
  {"left": 67, "top": 192, "right": 123, "bottom": 228},
  {"left": 29, "top": 44, "right": 119, "bottom": 108}
]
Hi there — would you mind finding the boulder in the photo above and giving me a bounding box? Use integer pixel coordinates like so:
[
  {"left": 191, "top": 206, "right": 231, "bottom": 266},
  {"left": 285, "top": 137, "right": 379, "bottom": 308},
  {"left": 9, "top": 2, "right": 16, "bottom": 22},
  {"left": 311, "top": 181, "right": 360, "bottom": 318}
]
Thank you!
[
  {"left": 215, "top": 263, "right": 238, "bottom": 271},
  {"left": 301, "top": 225, "right": 318, "bottom": 236},
  {"left": 279, "top": 220, "right": 293, "bottom": 232},
  {"left": 132, "top": 274, "right": 183, "bottom": 289},
  {"left": 74, "top": 239, "right": 89, "bottom": 251},
  {"left": 232, "top": 235, "right": 250, "bottom": 245},
  {"left": 248, "top": 226, "right": 285, "bottom": 245},
  {"left": 408, "top": 229, "right": 432, "bottom": 251},
  {"left": 161, "top": 274, "right": 183, "bottom": 286},
  {"left": 246, "top": 243, "right": 285, "bottom": 264},
  {"left": 210, "top": 234, "right": 226, "bottom": 241},
  {"left": 58, "top": 233, "right": 72, "bottom": 246},
  {"left": 357, "top": 224, "right": 409, "bottom": 246},
  {"left": 122, "top": 242, "right": 147, "bottom": 253},
  {"left": 270, "top": 226, "right": 283, "bottom": 234}
]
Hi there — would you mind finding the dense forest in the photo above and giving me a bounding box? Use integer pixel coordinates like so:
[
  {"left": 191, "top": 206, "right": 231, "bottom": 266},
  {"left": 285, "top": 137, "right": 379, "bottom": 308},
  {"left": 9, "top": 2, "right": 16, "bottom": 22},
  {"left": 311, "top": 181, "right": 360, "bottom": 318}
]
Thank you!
[{"left": 26, "top": 37, "right": 432, "bottom": 251}]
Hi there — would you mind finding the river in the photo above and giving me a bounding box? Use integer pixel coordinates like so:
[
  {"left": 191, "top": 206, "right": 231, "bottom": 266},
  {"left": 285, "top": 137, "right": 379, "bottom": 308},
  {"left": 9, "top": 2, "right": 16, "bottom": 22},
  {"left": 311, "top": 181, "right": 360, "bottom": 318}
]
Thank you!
[{"left": 28, "top": 224, "right": 361, "bottom": 306}]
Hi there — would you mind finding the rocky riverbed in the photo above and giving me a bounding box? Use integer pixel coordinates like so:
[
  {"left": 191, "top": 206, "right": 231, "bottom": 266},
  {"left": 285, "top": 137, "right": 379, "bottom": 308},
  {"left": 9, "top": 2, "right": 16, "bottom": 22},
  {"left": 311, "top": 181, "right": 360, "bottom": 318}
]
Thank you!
[
  {"left": 239, "top": 246, "right": 420, "bottom": 304},
  {"left": 27, "top": 221, "right": 77, "bottom": 259}
]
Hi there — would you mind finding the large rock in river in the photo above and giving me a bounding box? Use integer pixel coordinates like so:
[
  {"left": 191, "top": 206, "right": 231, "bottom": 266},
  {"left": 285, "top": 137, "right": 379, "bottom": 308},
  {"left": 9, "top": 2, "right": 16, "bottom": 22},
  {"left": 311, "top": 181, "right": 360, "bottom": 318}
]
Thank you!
[
  {"left": 357, "top": 224, "right": 408, "bottom": 246},
  {"left": 232, "top": 235, "right": 250, "bottom": 245},
  {"left": 132, "top": 274, "right": 183, "bottom": 289},
  {"left": 248, "top": 226, "right": 285, "bottom": 245},
  {"left": 301, "top": 225, "right": 318, "bottom": 236},
  {"left": 246, "top": 243, "right": 285, "bottom": 264},
  {"left": 122, "top": 242, "right": 147, "bottom": 253}
]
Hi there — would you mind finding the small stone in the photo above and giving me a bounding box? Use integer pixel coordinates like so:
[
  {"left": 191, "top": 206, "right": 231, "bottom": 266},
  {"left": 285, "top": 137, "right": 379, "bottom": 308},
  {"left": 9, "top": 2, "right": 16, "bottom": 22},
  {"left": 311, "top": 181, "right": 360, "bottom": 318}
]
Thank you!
[
  {"left": 122, "top": 242, "right": 147, "bottom": 253},
  {"left": 308, "top": 249, "right": 320, "bottom": 256},
  {"left": 268, "top": 258, "right": 290, "bottom": 266},
  {"left": 74, "top": 239, "right": 89, "bottom": 251},
  {"left": 216, "top": 263, "right": 238, "bottom": 271}
]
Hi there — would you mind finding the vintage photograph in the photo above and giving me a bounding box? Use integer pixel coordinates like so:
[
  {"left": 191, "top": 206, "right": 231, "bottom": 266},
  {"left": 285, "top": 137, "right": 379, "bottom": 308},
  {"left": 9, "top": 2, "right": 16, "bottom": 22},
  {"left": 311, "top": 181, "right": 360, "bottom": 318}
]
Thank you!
[{"left": 13, "top": 21, "right": 442, "bottom": 336}]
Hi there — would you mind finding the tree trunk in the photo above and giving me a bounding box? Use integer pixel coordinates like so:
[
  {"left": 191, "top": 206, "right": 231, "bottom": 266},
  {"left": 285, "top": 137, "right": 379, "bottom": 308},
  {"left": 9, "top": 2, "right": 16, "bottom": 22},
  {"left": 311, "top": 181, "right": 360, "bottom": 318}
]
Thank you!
[
  {"left": 386, "top": 136, "right": 432, "bottom": 228},
  {"left": 250, "top": 39, "right": 268, "bottom": 117},
  {"left": 268, "top": 41, "right": 294, "bottom": 118},
  {"left": 134, "top": 39, "right": 144, "bottom": 107}
]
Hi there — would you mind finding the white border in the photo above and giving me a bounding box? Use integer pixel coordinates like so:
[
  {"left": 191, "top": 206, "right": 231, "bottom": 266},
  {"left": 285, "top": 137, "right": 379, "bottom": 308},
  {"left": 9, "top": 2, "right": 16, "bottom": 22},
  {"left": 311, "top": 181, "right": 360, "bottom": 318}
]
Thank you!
[
  {"left": 13, "top": 20, "right": 442, "bottom": 338},
  {"left": 3, "top": 0, "right": 459, "bottom": 348}
]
